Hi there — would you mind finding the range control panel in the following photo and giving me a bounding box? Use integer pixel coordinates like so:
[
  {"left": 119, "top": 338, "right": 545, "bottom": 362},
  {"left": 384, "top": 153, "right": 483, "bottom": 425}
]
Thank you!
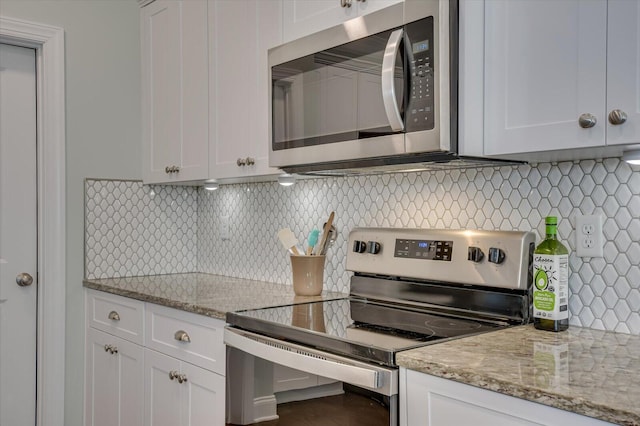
[
  {"left": 394, "top": 239, "right": 453, "bottom": 261},
  {"left": 347, "top": 228, "right": 536, "bottom": 291}
]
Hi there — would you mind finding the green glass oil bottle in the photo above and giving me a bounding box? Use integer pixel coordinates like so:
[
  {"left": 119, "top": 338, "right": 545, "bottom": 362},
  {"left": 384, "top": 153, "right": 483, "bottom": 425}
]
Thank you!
[{"left": 533, "top": 216, "right": 569, "bottom": 332}]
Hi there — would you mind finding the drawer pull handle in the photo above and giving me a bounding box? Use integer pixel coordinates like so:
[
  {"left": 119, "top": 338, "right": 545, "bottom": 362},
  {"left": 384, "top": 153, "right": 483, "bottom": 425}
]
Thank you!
[
  {"left": 174, "top": 330, "right": 191, "bottom": 343},
  {"left": 108, "top": 311, "right": 120, "bottom": 321}
]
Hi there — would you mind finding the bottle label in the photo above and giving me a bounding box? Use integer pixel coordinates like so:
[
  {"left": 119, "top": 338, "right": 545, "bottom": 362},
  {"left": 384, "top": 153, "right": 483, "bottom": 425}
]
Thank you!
[{"left": 533, "top": 254, "right": 568, "bottom": 320}]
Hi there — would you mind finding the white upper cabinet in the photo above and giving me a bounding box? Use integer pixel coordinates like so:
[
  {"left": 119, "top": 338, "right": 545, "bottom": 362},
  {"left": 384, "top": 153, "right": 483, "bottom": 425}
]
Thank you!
[
  {"left": 481, "top": 0, "right": 640, "bottom": 157},
  {"left": 208, "top": 0, "right": 283, "bottom": 180},
  {"left": 606, "top": 0, "right": 640, "bottom": 146},
  {"left": 140, "top": 0, "right": 209, "bottom": 184},
  {"left": 282, "top": 0, "right": 403, "bottom": 43}
]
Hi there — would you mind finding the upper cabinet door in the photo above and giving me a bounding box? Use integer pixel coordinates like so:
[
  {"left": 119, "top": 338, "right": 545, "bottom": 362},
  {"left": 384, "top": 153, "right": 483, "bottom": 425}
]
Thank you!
[
  {"left": 141, "top": 0, "right": 209, "bottom": 183},
  {"left": 606, "top": 0, "right": 640, "bottom": 146},
  {"left": 209, "top": 0, "right": 282, "bottom": 179},
  {"left": 483, "top": 0, "right": 608, "bottom": 156},
  {"left": 282, "top": 0, "right": 403, "bottom": 43}
]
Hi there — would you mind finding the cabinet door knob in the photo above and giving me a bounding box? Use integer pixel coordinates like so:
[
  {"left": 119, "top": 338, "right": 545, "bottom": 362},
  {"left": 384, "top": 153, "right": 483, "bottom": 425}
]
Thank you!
[
  {"left": 341, "top": 0, "right": 352, "bottom": 7},
  {"left": 177, "top": 374, "right": 188, "bottom": 384},
  {"left": 169, "top": 370, "right": 179, "bottom": 381},
  {"left": 246, "top": 157, "right": 255, "bottom": 166},
  {"left": 608, "top": 109, "right": 627, "bottom": 125},
  {"left": 108, "top": 311, "right": 120, "bottom": 321},
  {"left": 174, "top": 330, "right": 191, "bottom": 343},
  {"left": 165, "top": 165, "right": 181, "bottom": 174},
  {"left": 103, "top": 344, "right": 118, "bottom": 354},
  {"left": 578, "top": 113, "right": 597, "bottom": 128},
  {"left": 237, "top": 158, "right": 246, "bottom": 166}
]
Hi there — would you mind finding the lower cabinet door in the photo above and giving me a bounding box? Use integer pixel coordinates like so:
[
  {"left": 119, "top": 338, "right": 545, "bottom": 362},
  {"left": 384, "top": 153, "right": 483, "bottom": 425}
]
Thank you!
[
  {"left": 144, "top": 348, "right": 225, "bottom": 426},
  {"left": 144, "top": 349, "right": 182, "bottom": 426},
  {"left": 180, "top": 361, "right": 225, "bottom": 426},
  {"left": 85, "top": 328, "right": 144, "bottom": 426}
]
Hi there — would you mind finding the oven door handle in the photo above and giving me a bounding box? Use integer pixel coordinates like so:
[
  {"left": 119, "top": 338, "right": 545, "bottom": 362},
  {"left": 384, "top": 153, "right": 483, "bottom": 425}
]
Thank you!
[
  {"left": 224, "top": 327, "right": 397, "bottom": 396},
  {"left": 381, "top": 28, "right": 405, "bottom": 132}
]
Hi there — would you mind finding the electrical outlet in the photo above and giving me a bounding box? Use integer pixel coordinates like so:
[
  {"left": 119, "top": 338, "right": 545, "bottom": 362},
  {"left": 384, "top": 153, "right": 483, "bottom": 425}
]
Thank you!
[
  {"left": 219, "top": 216, "right": 230, "bottom": 241},
  {"left": 575, "top": 214, "right": 603, "bottom": 257}
]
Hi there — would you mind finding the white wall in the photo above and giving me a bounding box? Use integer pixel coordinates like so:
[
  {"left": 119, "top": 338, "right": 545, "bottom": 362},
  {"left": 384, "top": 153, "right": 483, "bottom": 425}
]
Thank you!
[{"left": 0, "top": 1, "right": 141, "bottom": 425}]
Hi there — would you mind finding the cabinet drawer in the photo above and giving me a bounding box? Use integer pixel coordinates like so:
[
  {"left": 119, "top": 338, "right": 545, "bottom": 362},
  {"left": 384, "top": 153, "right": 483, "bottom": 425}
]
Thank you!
[
  {"left": 86, "top": 289, "right": 144, "bottom": 344},
  {"left": 145, "top": 304, "right": 225, "bottom": 375}
]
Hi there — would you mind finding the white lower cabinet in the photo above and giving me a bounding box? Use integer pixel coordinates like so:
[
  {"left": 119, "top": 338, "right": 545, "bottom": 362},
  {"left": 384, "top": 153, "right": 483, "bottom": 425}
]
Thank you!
[
  {"left": 144, "top": 348, "right": 225, "bottom": 426},
  {"left": 85, "top": 327, "right": 144, "bottom": 426},
  {"left": 85, "top": 290, "right": 226, "bottom": 426},
  {"left": 401, "top": 368, "right": 613, "bottom": 426}
]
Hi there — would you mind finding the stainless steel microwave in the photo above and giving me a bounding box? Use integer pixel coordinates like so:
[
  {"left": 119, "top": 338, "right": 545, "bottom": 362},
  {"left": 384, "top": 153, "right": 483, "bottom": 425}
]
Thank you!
[{"left": 268, "top": 0, "right": 460, "bottom": 175}]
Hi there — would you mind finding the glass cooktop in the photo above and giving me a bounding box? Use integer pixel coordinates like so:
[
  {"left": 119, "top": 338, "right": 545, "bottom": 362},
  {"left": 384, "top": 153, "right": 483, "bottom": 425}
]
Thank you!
[{"left": 226, "top": 298, "right": 507, "bottom": 366}]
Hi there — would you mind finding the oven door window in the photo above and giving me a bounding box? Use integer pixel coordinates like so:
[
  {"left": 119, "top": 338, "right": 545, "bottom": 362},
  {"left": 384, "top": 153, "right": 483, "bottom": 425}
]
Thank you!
[{"left": 272, "top": 28, "right": 405, "bottom": 150}]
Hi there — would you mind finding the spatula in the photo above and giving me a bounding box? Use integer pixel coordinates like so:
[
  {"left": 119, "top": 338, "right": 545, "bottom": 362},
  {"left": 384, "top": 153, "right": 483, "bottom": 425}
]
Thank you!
[{"left": 277, "top": 228, "right": 302, "bottom": 255}]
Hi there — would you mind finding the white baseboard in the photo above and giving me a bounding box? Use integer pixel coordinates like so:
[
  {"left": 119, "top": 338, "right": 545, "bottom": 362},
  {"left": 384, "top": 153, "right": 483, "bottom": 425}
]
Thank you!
[{"left": 251, "top": 395, "right": 279, "bottom": 423}]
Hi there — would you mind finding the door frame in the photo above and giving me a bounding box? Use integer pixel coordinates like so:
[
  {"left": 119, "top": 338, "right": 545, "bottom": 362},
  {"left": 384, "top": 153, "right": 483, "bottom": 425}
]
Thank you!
[{"left": 0, "top": 16, "right": 66, "bottom": 426}]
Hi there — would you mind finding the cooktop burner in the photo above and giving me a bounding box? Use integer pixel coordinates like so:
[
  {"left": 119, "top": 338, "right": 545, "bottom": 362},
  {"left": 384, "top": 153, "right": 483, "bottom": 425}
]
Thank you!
[{"left": 228, "top": 297, "right": 506, "bottom": 366}]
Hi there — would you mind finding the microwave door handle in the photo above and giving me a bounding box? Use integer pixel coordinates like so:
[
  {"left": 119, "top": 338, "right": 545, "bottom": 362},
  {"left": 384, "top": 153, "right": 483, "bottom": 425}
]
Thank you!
[{"left": 381, "top": 28, "right": 405, "bottom": 132}]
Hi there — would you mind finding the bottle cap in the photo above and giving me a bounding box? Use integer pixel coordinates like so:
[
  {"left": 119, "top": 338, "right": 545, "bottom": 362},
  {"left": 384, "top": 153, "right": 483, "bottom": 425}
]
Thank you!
[{"left": 545, "top": 216, "right": 558, "bottom": 225}]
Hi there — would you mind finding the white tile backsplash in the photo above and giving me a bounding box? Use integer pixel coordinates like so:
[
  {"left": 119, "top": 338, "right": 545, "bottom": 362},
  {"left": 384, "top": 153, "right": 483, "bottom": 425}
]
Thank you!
[
  {"left": 85, "top": 158, "right": 640, "bottom": 334},
  {"left": 84, "top": 179, "right": 198, "bottom": 279}
]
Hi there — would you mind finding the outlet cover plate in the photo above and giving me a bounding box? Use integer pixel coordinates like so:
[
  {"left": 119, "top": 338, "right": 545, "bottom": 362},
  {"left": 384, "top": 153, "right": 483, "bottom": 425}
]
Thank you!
[{"left": 575, "top": 214, "right": 603, "bottom": 258}]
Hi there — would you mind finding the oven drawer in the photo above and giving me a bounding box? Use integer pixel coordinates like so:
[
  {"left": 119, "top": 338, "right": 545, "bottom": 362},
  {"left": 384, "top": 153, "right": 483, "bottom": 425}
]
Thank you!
[
  {"left": 224, "top": 327, "right": 398, "bottom": 396},
  {"left": 145, "top": 304, "right": 225, "bottom": 375},
  {"left": 86, "top": 289, "right": 144, "bottom": 345}
]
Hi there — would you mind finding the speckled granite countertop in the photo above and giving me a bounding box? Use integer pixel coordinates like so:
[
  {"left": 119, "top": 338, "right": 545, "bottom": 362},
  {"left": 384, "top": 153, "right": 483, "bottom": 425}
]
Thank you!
[
  {"left": 397, "top": 324, "right": 640, "bottom": 425},
  {"left": 83, "top": 273, "right": 347, "bottom": 320}
]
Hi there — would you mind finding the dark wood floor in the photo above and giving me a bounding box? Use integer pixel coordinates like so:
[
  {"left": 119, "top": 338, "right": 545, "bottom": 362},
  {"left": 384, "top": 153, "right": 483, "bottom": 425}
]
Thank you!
[{"left": 227, "top": 391, "right": 389, "bottom": 426}]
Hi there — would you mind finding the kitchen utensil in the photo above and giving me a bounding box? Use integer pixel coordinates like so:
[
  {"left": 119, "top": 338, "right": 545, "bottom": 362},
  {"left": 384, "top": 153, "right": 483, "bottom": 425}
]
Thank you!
[
  {"left": 306, "top": 229, "right": 320, "bottom": 255},
  {"left": 278, "top": 228, "right": 302, "bottom": 255},
  {"left": 320, "top": 224, "right": 337, "bottom": 255},
  {"left": 313, "top": 211, "right": 334, "bottom": 255}
]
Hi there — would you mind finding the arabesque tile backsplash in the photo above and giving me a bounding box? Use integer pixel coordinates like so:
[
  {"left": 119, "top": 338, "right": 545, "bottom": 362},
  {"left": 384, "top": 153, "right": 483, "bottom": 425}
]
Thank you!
[{"left": 85, "top": 158, "right": 640, "bottom": 334}]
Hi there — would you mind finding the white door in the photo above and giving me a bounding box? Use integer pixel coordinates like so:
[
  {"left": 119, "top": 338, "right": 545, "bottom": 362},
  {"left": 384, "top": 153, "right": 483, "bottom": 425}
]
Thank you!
[{"left": 0, "top": 43, "right": 38, "bottom": 426}]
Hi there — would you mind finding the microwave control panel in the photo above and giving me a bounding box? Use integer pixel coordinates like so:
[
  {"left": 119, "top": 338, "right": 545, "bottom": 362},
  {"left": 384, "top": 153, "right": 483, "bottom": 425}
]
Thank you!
[{"left": 405, "top": 16, "right": 434, "bottom": 132}]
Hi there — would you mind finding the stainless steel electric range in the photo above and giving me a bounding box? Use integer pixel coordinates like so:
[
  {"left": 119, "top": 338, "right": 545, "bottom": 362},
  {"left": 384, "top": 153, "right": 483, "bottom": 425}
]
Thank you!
[{"left": 225, "top": 228, "right": 536, "bottom": 425}]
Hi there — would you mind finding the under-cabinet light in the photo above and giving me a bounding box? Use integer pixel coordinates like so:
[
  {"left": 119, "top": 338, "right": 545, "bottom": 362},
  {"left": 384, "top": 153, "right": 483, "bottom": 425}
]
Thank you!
[
  {"left": 622, "top": 150, "right": 640, "bottom": 166},
  {"left": 277, "top": 173, "right": 296, "bottom": 187},
  {"left": 203, "top": 180, "right": 219, "bottom": 191}
]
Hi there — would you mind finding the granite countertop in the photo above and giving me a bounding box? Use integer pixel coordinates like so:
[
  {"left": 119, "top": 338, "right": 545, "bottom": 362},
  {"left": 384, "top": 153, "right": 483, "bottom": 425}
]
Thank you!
[
  {"left": 397, "top": 324, "right": 640, "bottom": 426},
  {"left": 83, "top": 273, "right": 347, "bottom": 320}
]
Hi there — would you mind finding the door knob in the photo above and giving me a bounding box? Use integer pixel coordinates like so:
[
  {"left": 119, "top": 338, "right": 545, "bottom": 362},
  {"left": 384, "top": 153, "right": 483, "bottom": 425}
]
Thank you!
[
  {"left": 16, "top": 273, "right": 34, "bottom": 287},
  {"left": 608, "top": 109, "right": 627, "bottom": 125}
]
